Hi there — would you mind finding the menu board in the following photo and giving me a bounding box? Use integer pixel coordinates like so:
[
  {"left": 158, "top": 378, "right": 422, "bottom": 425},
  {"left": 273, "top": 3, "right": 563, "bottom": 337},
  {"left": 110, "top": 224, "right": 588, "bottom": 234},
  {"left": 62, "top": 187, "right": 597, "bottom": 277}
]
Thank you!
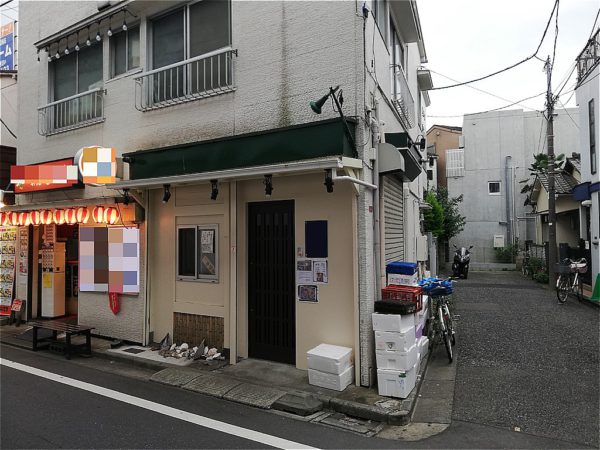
[{"left": 0, "top": 226, "right": 17, "bottom": 316}]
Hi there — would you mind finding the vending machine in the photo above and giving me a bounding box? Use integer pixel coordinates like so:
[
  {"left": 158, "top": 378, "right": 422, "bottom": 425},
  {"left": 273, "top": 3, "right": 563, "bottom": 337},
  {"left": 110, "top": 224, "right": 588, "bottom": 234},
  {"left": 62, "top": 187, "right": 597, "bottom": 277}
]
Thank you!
[{"left": 41, "top": 242, "right": 66, "bottom": 317}]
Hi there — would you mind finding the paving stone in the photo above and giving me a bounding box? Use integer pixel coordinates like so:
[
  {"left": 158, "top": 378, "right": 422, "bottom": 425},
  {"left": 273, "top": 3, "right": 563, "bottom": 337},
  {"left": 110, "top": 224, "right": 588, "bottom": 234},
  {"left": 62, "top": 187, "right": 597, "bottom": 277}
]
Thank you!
[
  {"left": 150, "top": 368, "right": 201, "bottom": 387},
  {"left": 182, "top": 373, "right": 241, "bottom": 398},
  {"left": 222, "top": 382, "right": 286, "bottom": 409},
  {"left": 272, "top": 392, "right": 323, "bottom": 416},
  {"left": 411, "top": 397, "right": 453, "bottom": 424},
  {"left": 318, "top": 412, "right": 382, "bottom": 435}
]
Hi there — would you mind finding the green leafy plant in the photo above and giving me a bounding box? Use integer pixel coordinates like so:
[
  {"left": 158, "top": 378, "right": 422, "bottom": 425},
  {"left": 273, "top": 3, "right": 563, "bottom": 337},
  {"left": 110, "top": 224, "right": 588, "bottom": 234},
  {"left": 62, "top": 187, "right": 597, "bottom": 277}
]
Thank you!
[
  {"left": 494, "top": 244, "right": 518, "bottom": 263},
  {"left": 529, "top": 257, "right": 544, "bottom": 275},
  {"left": 533, "top": 272, "right": 549, "bottom": 284},
  {"left": 423, "top": 191, "right": 444, "bottom": 238},
  {"left": 434, "top": 187, "right": 466, "bottom": 242},
  {"left": 520, "top": 153, "right": 566, "bottom": 196}
]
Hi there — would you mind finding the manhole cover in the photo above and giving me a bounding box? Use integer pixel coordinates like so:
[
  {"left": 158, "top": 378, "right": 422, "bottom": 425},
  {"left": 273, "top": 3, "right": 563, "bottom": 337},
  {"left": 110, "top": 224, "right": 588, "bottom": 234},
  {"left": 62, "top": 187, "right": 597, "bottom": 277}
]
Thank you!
[{"left": 123, "top": 348, "right": 145, "bottom": 354}]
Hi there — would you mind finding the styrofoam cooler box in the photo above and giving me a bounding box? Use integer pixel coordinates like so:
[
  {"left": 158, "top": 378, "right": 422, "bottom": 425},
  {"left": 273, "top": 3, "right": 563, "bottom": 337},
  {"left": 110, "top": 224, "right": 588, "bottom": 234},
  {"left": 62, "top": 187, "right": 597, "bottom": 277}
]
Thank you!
[
  {"left": 418, "top": 336, "right": 429, "bottom": 359},
  {"left": 375, "top": 327, "right": 416, "bottom": 352},
  {"left": 376, "top": 343, "right": 418, "bottom": 370},
  {"left": 372, "top": 313, "right": 415, "bottom": 332},
  {"left": 308, "top": 365, "right": 354, "bottom": 391},
  {"left": 306, "top": 344, "right": 353, "bottom": 375},
  {"left": 377, "top": 362, "right": 418, "bottom": 398},
  {"left": 387, "top": 273, "right": 419, "bottom": 287}
]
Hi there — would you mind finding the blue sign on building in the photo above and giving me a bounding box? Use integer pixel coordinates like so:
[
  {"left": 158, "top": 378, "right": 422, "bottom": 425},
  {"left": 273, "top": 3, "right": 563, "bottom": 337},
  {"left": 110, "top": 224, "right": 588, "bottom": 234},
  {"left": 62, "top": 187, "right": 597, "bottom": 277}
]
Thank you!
[{"left": 0, "top": 23, "right": 15, "bottom": 71}]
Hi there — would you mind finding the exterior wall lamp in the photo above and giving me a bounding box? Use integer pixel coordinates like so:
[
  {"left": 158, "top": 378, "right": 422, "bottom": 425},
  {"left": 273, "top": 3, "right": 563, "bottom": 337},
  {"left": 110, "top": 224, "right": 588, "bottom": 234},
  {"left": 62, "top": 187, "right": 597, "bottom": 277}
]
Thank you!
[{"left": 309, "top": 85, "right": 356, "bottom": 153}]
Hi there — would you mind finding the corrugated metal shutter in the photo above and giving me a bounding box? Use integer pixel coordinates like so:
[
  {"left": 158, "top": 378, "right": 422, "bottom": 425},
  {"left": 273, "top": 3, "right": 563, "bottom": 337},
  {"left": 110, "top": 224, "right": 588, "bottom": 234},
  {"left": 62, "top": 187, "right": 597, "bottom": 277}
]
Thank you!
[{"left": 383, "top": 175, "right": 404, "bottom": 264}]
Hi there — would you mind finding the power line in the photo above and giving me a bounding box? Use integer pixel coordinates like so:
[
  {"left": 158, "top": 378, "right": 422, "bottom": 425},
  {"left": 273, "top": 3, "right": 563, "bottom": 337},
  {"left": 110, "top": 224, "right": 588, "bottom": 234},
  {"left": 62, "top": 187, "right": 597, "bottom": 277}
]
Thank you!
[
  {"left": 430, "top": 0, "right": 559, "bottom": 90},
  {"left": 0, "top": 118, "right": 16, "bottom": 139},
  {"left": 536, "top": 114, "right": 547, "bottom": 154},
  {"left": 588, "top": 8, "right": 599, "bottom": 39},
  {"left": 557, "top": 98, "right": 579, "bottom": 129}
]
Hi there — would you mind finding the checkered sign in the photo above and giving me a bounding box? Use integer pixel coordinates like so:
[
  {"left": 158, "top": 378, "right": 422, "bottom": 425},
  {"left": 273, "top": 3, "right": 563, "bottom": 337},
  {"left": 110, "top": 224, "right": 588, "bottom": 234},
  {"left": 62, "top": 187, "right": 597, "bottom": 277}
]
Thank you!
[{"left": 81, "top": 147, "right": 117, "bottom": 184}]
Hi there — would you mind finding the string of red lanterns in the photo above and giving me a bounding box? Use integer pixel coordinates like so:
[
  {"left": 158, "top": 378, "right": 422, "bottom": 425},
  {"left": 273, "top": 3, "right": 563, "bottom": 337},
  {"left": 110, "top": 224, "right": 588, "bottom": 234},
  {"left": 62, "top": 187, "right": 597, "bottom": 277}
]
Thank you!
[{"left": 0, "top": 206, "right": 121, "bottom": 227}]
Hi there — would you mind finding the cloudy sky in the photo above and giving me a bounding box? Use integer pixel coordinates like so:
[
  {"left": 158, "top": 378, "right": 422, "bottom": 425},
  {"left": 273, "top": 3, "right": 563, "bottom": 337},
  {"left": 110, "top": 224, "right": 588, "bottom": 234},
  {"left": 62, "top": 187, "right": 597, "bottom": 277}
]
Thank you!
[{"left": 418, "top": 0, "right": 599, "bottom": 128}]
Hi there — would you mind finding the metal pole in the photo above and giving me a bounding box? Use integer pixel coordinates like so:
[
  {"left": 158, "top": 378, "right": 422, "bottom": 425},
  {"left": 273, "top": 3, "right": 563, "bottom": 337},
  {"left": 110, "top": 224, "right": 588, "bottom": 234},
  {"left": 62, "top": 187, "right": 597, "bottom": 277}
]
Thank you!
[{"left": 545, "top": 56, "right": 558, "bottom": 284}]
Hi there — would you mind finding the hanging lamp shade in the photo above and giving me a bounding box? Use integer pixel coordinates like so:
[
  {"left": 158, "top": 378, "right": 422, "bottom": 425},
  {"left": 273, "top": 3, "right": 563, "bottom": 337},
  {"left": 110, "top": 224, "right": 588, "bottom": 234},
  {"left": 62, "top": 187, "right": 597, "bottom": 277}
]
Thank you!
[
  {"left": 0, "top": 212, "right": 7, "bottom": 226},
  {"left": 28, "top": 211, "right": 41, "bottom": 226},
  {"left": 92, "top": 206, "right": 105, "bottom": 223},
  {"left": 65, "top": 208, "right": 78, "bottom": 225},
  {"left": 76, "top": 207, "right": 90, "bottom": 224},
  {"left": 53, "top": 209, "right": 66, "bottom": 225},
  {"left": 104, "top": 207, "right": 120, "bottom": 225},
  {"left": 40, "top": 210, "right": 53, "bottom": 225}
]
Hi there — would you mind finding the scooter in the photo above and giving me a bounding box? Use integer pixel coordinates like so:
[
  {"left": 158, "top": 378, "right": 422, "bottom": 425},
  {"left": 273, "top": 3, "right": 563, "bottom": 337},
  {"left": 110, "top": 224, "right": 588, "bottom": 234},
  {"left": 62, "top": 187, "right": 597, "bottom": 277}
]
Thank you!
[{"left": 452, "top": 244, "right": 472, "bottom": 279}]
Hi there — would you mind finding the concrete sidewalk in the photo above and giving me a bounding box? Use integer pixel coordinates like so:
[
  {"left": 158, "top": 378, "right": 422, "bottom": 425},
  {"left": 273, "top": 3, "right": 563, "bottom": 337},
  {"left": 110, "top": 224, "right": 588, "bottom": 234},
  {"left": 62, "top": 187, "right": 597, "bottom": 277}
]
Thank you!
[{"left": 0, "top": 323, "right": 432, "bottom": 427}]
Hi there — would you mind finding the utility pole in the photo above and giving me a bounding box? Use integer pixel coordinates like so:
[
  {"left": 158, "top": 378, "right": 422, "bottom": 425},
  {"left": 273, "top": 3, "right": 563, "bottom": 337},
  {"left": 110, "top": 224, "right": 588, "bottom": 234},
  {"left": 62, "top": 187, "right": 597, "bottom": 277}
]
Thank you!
[{"left": 544, "top": 56, "right": 557, "bottom": 284}]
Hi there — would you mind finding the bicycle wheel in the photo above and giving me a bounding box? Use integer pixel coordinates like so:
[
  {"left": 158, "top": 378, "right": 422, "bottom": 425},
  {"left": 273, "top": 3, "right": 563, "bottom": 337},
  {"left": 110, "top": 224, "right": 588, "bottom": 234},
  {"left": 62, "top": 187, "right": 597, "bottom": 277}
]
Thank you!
[
  {"left": 443, "top": 329, "right": 453, "bottom": 363},
  {"left": 556, "top": 275, "right": 569, "bottom": 303},
  {"left": 443, "top": 303, "right": 456, "bottom": 346},
  {"left": 577, "top": 277, "right": 584, "bottom": 302}
]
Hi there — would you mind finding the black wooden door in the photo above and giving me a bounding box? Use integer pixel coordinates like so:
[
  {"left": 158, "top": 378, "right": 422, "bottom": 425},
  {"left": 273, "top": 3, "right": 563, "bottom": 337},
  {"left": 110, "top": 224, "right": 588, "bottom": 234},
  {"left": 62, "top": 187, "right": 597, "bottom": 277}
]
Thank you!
[{"left": 248, "top": 200, "right": 295, "bottom": 364}]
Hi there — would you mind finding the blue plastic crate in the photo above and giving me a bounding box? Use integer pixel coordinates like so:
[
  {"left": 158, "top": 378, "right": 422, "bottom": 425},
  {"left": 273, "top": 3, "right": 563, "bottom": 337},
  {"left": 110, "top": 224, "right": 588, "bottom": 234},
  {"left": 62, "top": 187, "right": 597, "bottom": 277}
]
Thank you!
[{"left": 386, "top": 262, "right": 418, "bottom": 275}]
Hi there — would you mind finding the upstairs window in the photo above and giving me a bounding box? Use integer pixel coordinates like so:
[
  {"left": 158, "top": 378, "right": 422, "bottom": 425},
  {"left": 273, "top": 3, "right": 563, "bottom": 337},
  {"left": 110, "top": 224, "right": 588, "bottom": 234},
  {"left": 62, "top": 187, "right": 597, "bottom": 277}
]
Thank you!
[
  {"left": 373, "top": 0, "right": 388, "bottom": 43},
  {"left": 53, "top": 42, "right": 102, "bottom": 100},
  {"left": 111, "top": 26, "right": 140, "bottom": 77},
  {"left": 389, "top": 20, "right": 405, "bottom": 98},
  {"left": 446, "top": 149, "right": 465, "bottom": 177},
  {"left": 589, "top": 99, "right": 596, "bottom": 174}
]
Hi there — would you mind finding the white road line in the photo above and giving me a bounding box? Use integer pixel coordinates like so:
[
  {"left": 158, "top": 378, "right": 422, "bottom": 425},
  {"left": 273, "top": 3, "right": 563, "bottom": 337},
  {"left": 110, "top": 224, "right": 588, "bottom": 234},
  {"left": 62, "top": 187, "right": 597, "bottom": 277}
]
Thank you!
[{"left": 0, "top": 358, "right": 318, "bottom": 450}]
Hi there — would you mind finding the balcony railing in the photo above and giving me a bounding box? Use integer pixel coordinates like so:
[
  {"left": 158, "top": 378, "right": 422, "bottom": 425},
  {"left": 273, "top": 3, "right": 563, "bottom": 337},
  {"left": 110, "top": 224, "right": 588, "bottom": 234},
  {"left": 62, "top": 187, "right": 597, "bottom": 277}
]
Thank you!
[
  {"left": 392, "top": 69, "right": 415, "bottom": 129},
  {"left": 576, "top": 29, "right": 600, "bottom": 86},
  {"left": 134, "top": 47, "right": 237, "bottom": 112},
  {"left": 38, "top": 88, "right": 105, "bottom": 136}
]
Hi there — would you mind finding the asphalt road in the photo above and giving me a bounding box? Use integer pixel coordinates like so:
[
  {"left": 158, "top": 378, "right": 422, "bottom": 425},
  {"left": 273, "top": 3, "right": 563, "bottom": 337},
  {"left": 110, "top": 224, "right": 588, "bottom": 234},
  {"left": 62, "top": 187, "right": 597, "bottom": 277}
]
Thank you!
[{"left": 451, "top": 271, "right": 600, "bottom": 448}]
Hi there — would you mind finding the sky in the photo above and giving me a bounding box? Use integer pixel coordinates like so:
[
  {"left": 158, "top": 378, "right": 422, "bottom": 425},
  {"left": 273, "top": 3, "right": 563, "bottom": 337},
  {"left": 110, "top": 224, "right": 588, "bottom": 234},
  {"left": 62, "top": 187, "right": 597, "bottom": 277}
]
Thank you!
[{"left": 418, "top": 0, "right": 599, "bottom": 128}]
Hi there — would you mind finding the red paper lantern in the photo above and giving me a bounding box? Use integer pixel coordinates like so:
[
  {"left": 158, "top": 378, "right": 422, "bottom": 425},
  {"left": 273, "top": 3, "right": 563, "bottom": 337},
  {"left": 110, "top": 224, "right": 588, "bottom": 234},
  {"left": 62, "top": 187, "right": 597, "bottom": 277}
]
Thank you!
[
  {"left": 76, "top": 207, "right": 90, "bottom": 224},
  {"left": 65, "top": 208, "right": 78, "bottom": 225},
  {"left": 28, "top": 211, "right": 41, "bottom": 226},
  {"left": 9, "top": 212, "right": 19, "bottom": 226},
  {"left": 92, "top": 206, "right": 105, "bottom": 223},
  {"left": 17, "top": 212, "right": 27, "bottom": 226},
  {"left": 40, "top": 210, "right": 53, "bottom": 225},
  {"left": 104, "top": 207, "right": 120, "bottom": 225},
  {"left": 53, "top": 209, "right": 65, "bottom": 225},
  {"left": 0, "top": 212, "right": 7, "bottom": 226}
]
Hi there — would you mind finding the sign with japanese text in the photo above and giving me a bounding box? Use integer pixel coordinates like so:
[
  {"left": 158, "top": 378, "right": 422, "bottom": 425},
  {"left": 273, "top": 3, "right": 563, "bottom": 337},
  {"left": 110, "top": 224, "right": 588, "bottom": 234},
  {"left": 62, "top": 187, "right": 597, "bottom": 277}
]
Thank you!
[{"left": 0, "top": 22, "right": 14, "bottom": 71}]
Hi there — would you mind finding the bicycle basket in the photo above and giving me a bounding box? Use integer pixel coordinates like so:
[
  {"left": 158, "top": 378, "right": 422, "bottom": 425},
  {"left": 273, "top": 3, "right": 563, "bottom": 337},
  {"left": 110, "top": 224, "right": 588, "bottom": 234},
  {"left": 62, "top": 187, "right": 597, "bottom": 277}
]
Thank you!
[
  {"left": 429, "top": 285, "right": 452, "bottom": 296},
  {"left": 572, "top": 263, "right": 588, "bottom": 274},
  {"left": 555, "top": 263, "right": 573, "bottom": 274}
]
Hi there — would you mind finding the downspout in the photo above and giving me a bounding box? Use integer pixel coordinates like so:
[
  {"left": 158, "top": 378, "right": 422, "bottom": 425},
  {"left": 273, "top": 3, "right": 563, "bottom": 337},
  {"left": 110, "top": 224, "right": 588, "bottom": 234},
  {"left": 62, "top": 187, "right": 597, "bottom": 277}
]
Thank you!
[
  {"left": 505, "top": 156, "right": 512, "bottom": 246},
  {"left": 372, "top": 100, "right": 382, "bottom": 299}
]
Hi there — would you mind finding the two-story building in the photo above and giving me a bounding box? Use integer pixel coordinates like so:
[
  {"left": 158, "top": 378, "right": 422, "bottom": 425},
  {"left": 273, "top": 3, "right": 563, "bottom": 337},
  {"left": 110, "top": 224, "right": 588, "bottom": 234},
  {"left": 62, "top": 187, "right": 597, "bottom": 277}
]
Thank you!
[
  {"left": 573, "top": 28, "right": 600, "bottom": 295},
  {"left": 11, "top": 0, "right": 432, "bottom": 386}
]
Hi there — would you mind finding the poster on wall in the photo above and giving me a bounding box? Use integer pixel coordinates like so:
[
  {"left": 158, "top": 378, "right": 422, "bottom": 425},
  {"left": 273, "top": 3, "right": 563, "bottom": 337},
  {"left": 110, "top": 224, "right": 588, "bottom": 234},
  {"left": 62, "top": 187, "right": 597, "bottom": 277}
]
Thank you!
[
  {"left": 0, "top": 226, "right": 17, "bottom": 316},
  {"left": 79, "top": 227, "right": 140, "bottom": 294},
  {"left": 296, "top": 259, "right": 313, "bottom": 284},
  {"left": 312, "top": 259, "right": 328, "bottom": 283},
  {"left": 17, "top": 228, "right": 29, "bottom": 303},
  {"left": 298, "top": 285, "right": 318, "bottom": 303}
]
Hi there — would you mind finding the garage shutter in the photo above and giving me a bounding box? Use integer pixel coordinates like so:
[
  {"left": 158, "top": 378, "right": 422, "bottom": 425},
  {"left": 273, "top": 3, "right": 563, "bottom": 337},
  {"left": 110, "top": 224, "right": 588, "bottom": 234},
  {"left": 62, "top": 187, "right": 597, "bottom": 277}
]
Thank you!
[{"left": 383, "top": 175, "right": 404, "bottom": 264}]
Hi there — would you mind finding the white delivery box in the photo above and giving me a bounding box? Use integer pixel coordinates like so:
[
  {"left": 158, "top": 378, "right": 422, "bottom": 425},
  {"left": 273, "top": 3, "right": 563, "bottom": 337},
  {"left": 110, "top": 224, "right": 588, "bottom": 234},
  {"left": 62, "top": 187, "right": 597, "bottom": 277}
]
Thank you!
[
  {"left": 418, "top": 336, "right": 429, "bottom": 359},
  {"left": 372, "top": 313, "right": 415, "bottom": 332},
  {"left": 375, "top": 327, "right": 416, "bottom": 353},
  {"left": 308, "top": 365, "right": 354, "bottom": 391},
  {"left": 387, "top": 273, "right": 419, "bottom": 287},
  {"left": 415, "top": 323, "right": 424, "bottom": 339},
  {"left": 306, "top": 344, "right": 353, "bottom": 375},
  {"left": 375, "top": 343, "right": 418, "bottom": 370},
  {"left": 377, "top": 363, "right": 418, "bottom": 398}
]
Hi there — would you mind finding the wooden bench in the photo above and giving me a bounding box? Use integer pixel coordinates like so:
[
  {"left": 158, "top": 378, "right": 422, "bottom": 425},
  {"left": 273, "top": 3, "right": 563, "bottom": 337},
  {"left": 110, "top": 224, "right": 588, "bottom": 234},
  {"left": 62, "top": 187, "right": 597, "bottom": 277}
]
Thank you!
[{"left": 28, "top": 320, "right": 94, "bottom": 360}]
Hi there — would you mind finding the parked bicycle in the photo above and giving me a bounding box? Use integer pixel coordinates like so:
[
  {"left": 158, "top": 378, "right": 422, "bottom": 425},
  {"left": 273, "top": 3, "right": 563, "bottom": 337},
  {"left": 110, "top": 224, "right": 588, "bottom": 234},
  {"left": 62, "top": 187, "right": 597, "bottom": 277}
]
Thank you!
[
  {"left": 521, "top": 250, "right": 531, "bottom": 277},
  {"left": 421, "top": 278, "right": 456, "bottom": 363},
  {"left": 556, "top": 258, "right": 587, "bottom": 303}
]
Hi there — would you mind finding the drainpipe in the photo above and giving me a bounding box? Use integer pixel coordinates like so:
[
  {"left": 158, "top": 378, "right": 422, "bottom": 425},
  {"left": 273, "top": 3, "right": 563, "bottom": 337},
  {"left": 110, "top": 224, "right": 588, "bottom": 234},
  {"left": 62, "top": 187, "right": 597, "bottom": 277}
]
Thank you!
[
  {"left": 505, "top": 156, "right": 512, "bottom": 246},
  {"left": 371, "top": 100, "right": 383, "bottom": 299}
]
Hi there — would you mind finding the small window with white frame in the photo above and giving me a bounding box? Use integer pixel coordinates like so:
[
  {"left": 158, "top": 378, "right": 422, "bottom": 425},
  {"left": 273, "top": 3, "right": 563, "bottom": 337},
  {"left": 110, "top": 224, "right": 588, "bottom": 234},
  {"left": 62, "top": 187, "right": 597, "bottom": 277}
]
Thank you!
[
  {"left": 110, "top": 25, "right": 140, "bottom": 78},
  {"left": 488, "top": 181, "right": 501, "bottom": 195},
  {"left": 177, "top": 224, "right": 219, "bottom": 282}
]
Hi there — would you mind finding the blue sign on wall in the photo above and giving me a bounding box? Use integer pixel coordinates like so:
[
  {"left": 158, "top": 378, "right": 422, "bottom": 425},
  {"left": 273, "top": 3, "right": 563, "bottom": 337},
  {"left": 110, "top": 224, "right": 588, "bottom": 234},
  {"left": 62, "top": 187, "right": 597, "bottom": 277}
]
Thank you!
[{"left": 0, "top": 23, "right": 15, "bottom": 71}]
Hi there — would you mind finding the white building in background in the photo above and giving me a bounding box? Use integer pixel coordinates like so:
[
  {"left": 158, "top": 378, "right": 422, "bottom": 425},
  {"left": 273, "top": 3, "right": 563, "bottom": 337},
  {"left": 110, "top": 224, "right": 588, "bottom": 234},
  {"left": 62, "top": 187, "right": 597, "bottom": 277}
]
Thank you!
[
  {"left": 11, "top": 0, "right": 433, "bottom": 386},
  {"left": 573, "top": 29, "right": 600, "bottom": 292},
  {"left": 447, "top": 108, "right": 579, "bottom": 264}
]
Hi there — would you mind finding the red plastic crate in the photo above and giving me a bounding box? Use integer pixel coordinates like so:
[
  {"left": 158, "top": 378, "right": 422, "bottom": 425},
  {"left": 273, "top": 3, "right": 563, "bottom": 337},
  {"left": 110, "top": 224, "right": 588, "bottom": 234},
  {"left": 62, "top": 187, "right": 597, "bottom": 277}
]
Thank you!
[{"left": 381, "top": 285, "right": 423, "bottom": 311}]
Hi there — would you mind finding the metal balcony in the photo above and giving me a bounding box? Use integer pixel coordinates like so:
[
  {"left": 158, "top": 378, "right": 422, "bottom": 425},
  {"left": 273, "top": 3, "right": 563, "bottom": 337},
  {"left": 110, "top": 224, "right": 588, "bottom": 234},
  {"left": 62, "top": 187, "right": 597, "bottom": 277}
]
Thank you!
[
  {"left": 392, "top": 69, "right": 415, "bottom": 129},
  {"left": 576, "top": 29, "right": 599, "bottom": 87},
  {"left": 134, "top": 47, "right": 237, "bottom": 112},
  {"left": 38, "top": 88, "right": 105, "bottom": 136}
]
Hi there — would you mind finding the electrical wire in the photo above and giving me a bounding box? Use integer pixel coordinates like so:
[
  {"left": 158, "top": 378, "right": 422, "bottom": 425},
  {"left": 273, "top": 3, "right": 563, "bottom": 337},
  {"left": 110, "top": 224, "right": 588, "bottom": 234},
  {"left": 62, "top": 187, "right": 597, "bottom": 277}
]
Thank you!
[
  {"left": 0, "top": 118, "right": 16, "bottom": 139},
  {"left": 536, "top": 115, "right": 547, "bottom": 154},
  {"left": 556, "top": 98, "right": 579, "bottom": 130},
  {"left": 430, "top": 0, "right": 559, "bottom": 90},
  {"left": 588, "top": 8, "right": 599, "bottom": 39}
]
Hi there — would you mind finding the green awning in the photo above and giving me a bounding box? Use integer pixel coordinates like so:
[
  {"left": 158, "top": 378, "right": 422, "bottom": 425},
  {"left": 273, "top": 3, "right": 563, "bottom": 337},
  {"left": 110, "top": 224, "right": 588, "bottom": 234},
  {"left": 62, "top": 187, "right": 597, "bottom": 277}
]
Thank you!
[{"left": 124, "top": 118, "right": 356, "bottom": 180}]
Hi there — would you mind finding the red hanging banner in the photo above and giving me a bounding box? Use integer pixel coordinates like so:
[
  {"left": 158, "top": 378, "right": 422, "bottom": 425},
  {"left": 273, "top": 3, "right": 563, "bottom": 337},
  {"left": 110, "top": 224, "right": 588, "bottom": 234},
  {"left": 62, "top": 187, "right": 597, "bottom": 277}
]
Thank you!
[{"left": 109, "top": 292, "right": 120, "bottom": 315}]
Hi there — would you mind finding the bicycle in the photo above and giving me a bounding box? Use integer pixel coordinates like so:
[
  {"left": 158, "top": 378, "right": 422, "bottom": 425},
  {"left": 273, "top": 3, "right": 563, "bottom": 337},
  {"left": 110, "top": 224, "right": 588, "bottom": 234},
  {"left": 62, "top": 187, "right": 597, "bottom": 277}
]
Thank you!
[
  {"left": 556, "top": 258, "right": 587, "bottom": 303},
  {"left": 421, "top": 278, "right": 456, "bottom": 363},
  {"left": 521, "top": 251, "right": 531, "bottom": 277}
]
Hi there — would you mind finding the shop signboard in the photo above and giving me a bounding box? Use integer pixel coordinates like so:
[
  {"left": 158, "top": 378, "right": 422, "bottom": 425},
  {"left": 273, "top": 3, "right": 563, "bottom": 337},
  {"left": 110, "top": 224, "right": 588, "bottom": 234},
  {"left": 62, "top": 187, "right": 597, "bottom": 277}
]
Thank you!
[
  {"left": 0, "top": 22, "right": 14, "bottom": 71},
  {"left": 11, "top": 159, "right": 79, "bottom": 193},
  {"left": 0, "top": 226, "right": 17, "bottom": 316}
]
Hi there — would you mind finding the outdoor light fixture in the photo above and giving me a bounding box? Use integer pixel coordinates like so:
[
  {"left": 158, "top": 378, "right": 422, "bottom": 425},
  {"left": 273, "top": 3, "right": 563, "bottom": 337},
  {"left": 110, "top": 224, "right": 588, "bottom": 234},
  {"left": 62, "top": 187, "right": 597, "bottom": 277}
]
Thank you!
[
  {"left": 162, "top": 184, "right": 171, "bottom": 203},
  {"left": 122, "top": 11, "right": 128, "bottom": 31},
  {"left": 75, "top": 40, "right": 80, "bottom": 51},
  {"left": 86, "top": 27, "right": 91, "bottom": 46},
  {"left": 123, "top": 189, "right": 130, "bottom": 206},
  {"left": 309, "top": 85, "right": 356, "bottom": 151},
  {"left": 415, "top": 135, "right": 427, "bottom": 150},
  {"left": 55, "top": 50, "right": 60, "bottom": 59},
  {"left": 37, "top": 50, "right": 40, "bottom": 62},
  {"left": 324, "top": 169, "right": 334, "bottom": 193},
  {"left": 107, "top": 16, "right": 113, "bottom": 37},
  {"left": 264, "top": 175, "right": 273, "bottom": 197},
  {"left": 96, "top": 24, "right": 102, "bottom": 42},
  {"left": 210, "top": 180, "right": 219, "bottom": 201}
]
